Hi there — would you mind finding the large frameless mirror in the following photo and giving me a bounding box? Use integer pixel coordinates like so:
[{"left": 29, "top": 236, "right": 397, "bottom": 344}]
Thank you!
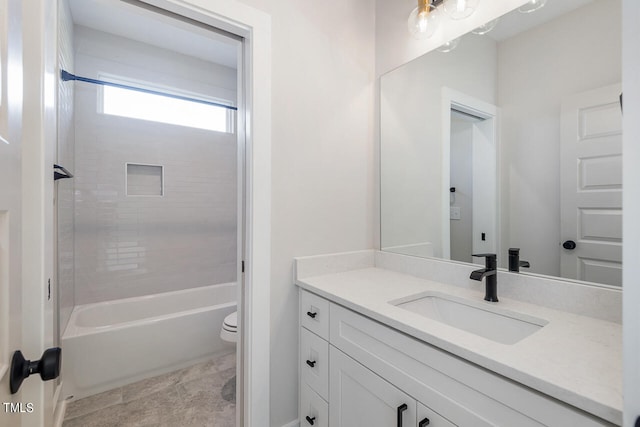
[{"left": 380, "top": 0, "right": 622, "bottom": 287}]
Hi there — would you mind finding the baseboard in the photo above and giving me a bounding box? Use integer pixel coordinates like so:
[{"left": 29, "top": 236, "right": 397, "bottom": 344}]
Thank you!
[{"left": 281, "top": 419, "right": 299, "bottom": 427}]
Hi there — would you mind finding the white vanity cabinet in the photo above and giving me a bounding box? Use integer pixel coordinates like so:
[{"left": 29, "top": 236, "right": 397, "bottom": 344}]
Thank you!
[
  {"left": 300, "top": 290, "right": 330, "bottom": 427},
  {"left": 298, "top": 289, "right": 615, "bottom": 427},
  {"left": 330, "top": 346, "right": 453, "bottom": 427}
]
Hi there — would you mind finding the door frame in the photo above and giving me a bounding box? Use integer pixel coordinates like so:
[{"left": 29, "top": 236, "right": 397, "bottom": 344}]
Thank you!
[
  {"left": 20, "top": 1, "right": 58, "bottom": 426},
  {"left": 441, "top": 88, "right": 499, "bottom": 261},
  {"left": 623, "top": 0, "right": 640, "bottom": 424},
  {"left": 39, "top": 0, "right": 272, "bottom": 425}
]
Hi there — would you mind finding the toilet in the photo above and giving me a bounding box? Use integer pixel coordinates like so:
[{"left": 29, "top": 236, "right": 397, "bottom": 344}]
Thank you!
[{"left": 220, "top": 311, "right": 237, "bottom": 342}]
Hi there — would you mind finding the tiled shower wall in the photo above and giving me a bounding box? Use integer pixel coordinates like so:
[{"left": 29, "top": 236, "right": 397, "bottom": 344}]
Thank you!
[
  {"left": 57, "top": 0, "right": 75, "bottom": 333},
  {"left": 73, "top": 26, "right": 238, "bottom": 305}
]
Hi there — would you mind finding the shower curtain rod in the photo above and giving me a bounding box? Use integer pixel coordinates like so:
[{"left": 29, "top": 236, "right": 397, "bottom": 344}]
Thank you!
[{"left": 60, "top": 70, "right": 238, "bottom": 111}]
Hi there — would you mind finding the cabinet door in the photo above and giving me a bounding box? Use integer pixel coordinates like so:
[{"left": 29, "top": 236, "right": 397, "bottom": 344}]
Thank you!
[
  {"left": 330, "top": 346, "right": 416, "bottom": 427},
  {"left": 417, "top": 402, "right": 457, "bottom": 427}
]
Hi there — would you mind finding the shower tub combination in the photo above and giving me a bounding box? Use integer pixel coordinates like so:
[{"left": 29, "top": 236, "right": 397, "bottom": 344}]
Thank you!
[{"left": 62, "top": 282, "right": 237, "bottom": 400}]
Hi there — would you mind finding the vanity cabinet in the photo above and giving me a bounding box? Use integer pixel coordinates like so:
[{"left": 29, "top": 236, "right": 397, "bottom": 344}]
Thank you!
[
  {"left": 330, "top": 346, "right": 453, "bottom": 427},
  {"left": 298, "top": 289, "right": 614, "bottom": 427},
  {"left": 300, "top": 290, "right": 331, "bottom": 427}
]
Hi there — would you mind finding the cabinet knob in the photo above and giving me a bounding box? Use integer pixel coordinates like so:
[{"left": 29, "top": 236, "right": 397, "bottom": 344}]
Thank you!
[
  {"left": 306, "top": 311, "right": 317, "bottom": 319},
  {"left": 305, "top": 415, "right": 316, "bottom": 425},
  {"left": 562, "top": 240, "right": 577, "bottom": 250},
  {"left": 306, "top": 359, "right": 316, "bottom": 368},
  {"left": 397, "top": 403, "right": 408, "bottom": 427},
  {"left": 419, "top": 417, "right": 431, "bottom": 427}
]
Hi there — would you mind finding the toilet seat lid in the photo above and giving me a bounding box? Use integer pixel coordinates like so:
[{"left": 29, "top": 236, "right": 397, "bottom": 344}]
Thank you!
[{"left": 223, "top": 312, "right": 237, "bottom": 331}]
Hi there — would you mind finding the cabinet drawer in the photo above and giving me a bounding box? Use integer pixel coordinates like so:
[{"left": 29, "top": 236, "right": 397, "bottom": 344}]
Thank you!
[
  {"left": 300, "top": 327, "right": 329, "bottom": 400},
  {"left": 300, "top": 290, "right": 329, "bottom": 340},
  {"left": 300, "top": 383, "right": 328, "bottom": 427},
  {"left": 330, "top": 303, "right": 613, "bottom": 427}
]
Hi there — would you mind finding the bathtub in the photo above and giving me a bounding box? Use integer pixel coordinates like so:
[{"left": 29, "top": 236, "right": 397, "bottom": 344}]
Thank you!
[{"left": 62, "top": 283, "right": 237, "bottom": 400}]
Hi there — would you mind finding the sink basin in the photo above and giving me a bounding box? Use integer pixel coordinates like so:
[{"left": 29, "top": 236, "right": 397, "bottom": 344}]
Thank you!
[{"left": 391, "top": 292, "right": 548, "bottom": 344}]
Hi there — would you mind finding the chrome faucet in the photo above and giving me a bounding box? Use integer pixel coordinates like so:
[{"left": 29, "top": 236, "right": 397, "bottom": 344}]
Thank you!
[{"left": 470, "top": 253, "right": 498, "bottom": 302}]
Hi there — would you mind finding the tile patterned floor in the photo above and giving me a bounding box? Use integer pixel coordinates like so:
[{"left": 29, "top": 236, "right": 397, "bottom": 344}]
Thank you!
[{"left": 63, "top": 350, "right": 236, "bottom": 427}]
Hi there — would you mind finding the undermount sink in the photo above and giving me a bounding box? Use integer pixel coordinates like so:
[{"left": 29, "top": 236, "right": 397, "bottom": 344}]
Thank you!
[{"left": 391, "top": 292, "right": 548, "bottom": 345}]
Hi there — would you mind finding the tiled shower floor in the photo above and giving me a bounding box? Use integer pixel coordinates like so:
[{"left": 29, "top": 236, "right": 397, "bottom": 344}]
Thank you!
[{"left": 62, "top": 350, "right": 236, "bottom": 427}]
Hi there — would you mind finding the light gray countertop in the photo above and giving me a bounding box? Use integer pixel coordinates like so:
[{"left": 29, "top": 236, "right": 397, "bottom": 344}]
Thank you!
[{"left": 295, "top": 267, "right": 622, "bottom": 425}]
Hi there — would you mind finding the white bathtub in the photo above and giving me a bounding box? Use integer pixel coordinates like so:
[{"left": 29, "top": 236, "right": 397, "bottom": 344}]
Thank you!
[{"left": 62, "top": 283, "right": 236, "bottom": 400}]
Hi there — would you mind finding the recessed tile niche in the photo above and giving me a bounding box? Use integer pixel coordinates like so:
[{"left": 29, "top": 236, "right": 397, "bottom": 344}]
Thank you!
[{"left": 126, "top": 163, "right": 164, "bottom": 196}]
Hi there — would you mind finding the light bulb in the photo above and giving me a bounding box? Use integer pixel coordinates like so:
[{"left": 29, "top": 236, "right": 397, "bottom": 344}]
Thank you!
[
  {"left": 518, "top": 0, "right": 547, "bottom": 14},
  {"left": 407, "top": 2, "right": 440, "bottom": 40},
  {"left": 437, "top": 37, "right": 461, "bottom": 53},
  {"left": 472, "top": 18, "right": 499, "bottom": 35},
  {"left": 443, "top": 0, "right": 479, "bottom": 20}
]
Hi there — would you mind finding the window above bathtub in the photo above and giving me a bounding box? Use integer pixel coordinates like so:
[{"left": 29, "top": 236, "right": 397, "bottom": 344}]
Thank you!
[{"left": 98, "top": 74, "right": 235, "bottom": 133}]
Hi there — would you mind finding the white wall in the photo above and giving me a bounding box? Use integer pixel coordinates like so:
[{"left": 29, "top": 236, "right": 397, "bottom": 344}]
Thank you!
[
  {"left": 380, "top": 34, "right": 496, "bottom": 258},
  {"left": 230, "top": 0, "right": 376, "bottom": 425},
  {"left": 57, "top": 0, "right": 75, "bottom": 335},
  {"left": 73, "top": 26, "right": 238, "bottom": 304},
  {"left": 497, "top": 1, "right": 621, "bottom": 277}
]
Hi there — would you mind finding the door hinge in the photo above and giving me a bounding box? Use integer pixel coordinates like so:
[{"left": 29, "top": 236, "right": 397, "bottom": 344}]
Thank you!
[
  {"left": 47, "top": 279, "right": 51, "bottom": 301},
  {"left": 241, "top": 260, "right": 245, "bottom": 273}
]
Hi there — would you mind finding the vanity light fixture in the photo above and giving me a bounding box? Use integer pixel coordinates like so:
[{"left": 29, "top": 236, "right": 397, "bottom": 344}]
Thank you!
[
  {"left": 408, "top": 0, "right": 441, "bottom": 39},
  {"left": 472, "top": 18, "right": 499, "bottom": 35},
  {"left": 518, "top": 0, "right": 547, "bottom": 14},
  {"left": 443, "top": 0, "right": 479, "bottom": 20}
]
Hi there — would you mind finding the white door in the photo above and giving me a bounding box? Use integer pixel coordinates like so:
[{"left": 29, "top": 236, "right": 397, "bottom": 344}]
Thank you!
[
  {"left": 560, "top": 84, "right": 623, "bottom": 286},
  {"left": 1, "top": 1, "right": 57, "bottom": 426},
  {"left": 329, "top": 346, "right": 417, "bottom": 427},
  {"left": 0, "top": 0, "right": 26, "bottom": 424}
]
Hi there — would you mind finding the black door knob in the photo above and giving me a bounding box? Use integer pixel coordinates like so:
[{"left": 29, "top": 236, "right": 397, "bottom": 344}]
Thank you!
[
  {"left": 306, "top": 360, "right": 316, "bottom": 368},
  {"left": 10, "top": 347, "right": 61, "bottom": 394},
  {"left": 305, "top": 415, "right": 315, "bottom": 425},
  {"left": 306, "top": 311, "right": 317, "bottom": 319},
  {"left": 563, "top": 240, "right": 577, "bottom": 250}
]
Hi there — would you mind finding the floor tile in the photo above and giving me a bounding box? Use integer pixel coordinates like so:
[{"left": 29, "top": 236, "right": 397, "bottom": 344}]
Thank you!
[
  {"left": 63, "top": 351, "right": 236, "bottom": 427},
  {"left": 122, "top": 369, "right": 181, "bottom": 403},
  {"left": 63, "top": 401, "right": 123, "bottom": 427},
  {"left": 65, "top": 387, "right": 123, "bottom": 420}
]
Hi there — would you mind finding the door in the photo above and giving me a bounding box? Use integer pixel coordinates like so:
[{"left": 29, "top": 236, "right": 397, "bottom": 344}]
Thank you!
[
  {"left": 1, "top": 1, "right": 57, "bottom": 426},
  {"left": 560, "top": 84, "right": 623, "bottom": 286},
  {"left": 329, "top": 346, "right": 416, "bottom": 427},
  {"left": 0, "top": 0, "right": 26, "bottom": 424},
  {"left": 442, "top": 90, "right": 497, "bottom": 261},
  {"left": 449, "top": 109, "right": 497, "bottom": 263}
]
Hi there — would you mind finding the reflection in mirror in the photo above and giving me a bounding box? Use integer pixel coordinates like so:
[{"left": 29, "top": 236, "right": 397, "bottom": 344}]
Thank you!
[
  {"left": 449, "top": 110, "right": 491, "bottom": 263},
  {"left": 380, "top": 0, "right": 622, "bottom": 287}
]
